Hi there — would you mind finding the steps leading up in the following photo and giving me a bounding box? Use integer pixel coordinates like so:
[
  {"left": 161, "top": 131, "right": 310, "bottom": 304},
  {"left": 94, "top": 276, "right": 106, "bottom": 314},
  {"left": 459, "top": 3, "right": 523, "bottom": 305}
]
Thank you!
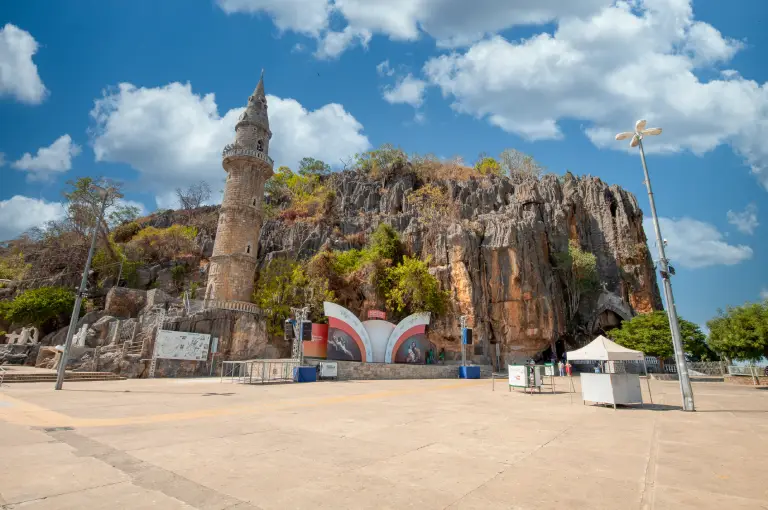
[{"left": 0, "top": 371, "right": 126, "bottom": 384}]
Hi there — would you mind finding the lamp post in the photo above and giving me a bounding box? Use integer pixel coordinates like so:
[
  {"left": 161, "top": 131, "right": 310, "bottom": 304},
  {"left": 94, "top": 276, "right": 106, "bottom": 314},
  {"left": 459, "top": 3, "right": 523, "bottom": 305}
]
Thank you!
[
  {"left": 615, "top": 120, "right": 695, "bottom": 412},
  {"left": 55, "top": 184, "right": 113, "bottom": 390}
]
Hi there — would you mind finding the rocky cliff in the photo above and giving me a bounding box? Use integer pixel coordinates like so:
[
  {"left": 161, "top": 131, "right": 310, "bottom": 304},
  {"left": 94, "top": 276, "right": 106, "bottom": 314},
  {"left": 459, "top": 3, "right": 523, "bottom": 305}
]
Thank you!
[{"left": 257, "top": 166, "right": 662, "bottom": 364}]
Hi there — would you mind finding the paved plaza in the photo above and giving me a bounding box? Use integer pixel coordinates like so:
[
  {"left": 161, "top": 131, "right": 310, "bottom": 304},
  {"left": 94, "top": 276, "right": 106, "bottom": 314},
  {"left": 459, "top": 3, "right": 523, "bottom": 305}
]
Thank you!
[{"left": 0, "top": 376, "right": 766, "bottom": 509}]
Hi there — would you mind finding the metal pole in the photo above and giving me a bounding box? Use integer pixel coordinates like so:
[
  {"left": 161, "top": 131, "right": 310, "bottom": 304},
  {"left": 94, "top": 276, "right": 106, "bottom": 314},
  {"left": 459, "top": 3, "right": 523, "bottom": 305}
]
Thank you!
[
  {"left": 643, "top": 358, "right": 653, "bottom": 404},
  {"left": 638, "top": 139, "right": 695, "bottom": 411},
  {"left": 55, "top": 193, "right": 110, "bottom": 390}
]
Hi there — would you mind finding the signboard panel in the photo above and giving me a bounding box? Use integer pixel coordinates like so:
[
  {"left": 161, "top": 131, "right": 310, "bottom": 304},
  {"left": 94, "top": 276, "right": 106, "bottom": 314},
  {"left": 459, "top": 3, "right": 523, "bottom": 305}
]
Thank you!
[
  {"left": 155, "top": 330, "right": 211, "bottom": 361},
  {"left": 367, "top": 310, "right": 387, "bottom": 320},
  {"left": 508, "top": 365, "right": 528, "bottom": 388}
]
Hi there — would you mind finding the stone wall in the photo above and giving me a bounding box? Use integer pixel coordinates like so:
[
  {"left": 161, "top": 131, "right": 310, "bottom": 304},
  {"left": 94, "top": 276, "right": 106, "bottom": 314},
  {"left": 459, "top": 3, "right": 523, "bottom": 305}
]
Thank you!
[{"left": 305, "top": 359, "right": 460, "bottom": 381}]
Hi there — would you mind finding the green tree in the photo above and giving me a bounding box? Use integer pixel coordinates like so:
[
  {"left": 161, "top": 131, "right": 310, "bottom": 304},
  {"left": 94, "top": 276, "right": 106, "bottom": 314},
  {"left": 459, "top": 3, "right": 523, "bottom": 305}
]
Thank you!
[
  {"left": 384, "top": 256, "right": 449, "bottom": 316},
  {"left": 368, "top": 223, "right": 401, "bottom": 262},
  {"left": 0, "top": 287, "right": 77, "bottom": 329},
  {"left": 355, "top": 144, "right": 407, "bottom": 175},
  {"left": 555, "top": 240, "right": 599, "bottom": 325},
  {"left": 707, "top": 302, "right": 768, "bottom": 362},
  {"left": 62, "top": 177, "right": 124, "bottom": 235},
  {"left": 252, "top": 258, "right": 334, "bottom": 335},
  {"left": 474, "top": 155, "right": 502, "bottom": 176},
  {"left": 610, "top": 311, "right": 717, "bottom": 361},
  {"left": 298, "top": 157, "right": 331, "bottom": 177}
]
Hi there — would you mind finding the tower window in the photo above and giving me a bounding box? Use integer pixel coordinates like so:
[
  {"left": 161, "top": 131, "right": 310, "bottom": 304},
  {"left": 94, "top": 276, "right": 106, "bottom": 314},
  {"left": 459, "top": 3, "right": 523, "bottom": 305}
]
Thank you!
[
  {"left": 252, "top": 198, "right": 257, "bottom": 206},
  {"left": 257, "top": 140, "right": 264, "bottom": 152},
  {"left": 246, "top": 243, "right": 252, "bottom": 254}
]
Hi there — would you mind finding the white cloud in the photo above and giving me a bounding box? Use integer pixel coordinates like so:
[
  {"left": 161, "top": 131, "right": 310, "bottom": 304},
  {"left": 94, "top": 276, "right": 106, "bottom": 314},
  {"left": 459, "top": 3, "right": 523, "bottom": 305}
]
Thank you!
[
  {"left": 334, "top": 0, "right": 610, "bottom": 48},
  {"left": 644, "top": 216, "right": 753, "bottom": 269},
  {"left": 0, "top": 152, "right": 6, "bottom": 166},
  {"left": 377, "top": 60, "right": 394, "bottom": 77},
  {"left": 726, "top": 203, "right": 759, "bottom": 235},
  {"left": 89, "top": 82, "right": 370, "bottom": 207},
  {"left": 383, "top": 74, "right": 427, "bottom": 108},
  {"left": 215, "top": 0, "right": 610, "bottom": 58},
  {"left": 0, "top": 24, "right": 47, "bottom": 104},
  {"left": 11, "top": 135, "right": 81, "bottom": 182},
  {"left": 0, "top": 196, "right": 65, "bottom": 241},
  {"left": 315, "top": 26, "right": 371, "bottom": 59},
  {"left": 215, "top": 0, "right": 330, "bottom": 36},
  {"left": 760, "top": 288, "right": 768, "bottom": 300},
  {"left": 423, "top": 0, "right": 768, "bottom": 190}
]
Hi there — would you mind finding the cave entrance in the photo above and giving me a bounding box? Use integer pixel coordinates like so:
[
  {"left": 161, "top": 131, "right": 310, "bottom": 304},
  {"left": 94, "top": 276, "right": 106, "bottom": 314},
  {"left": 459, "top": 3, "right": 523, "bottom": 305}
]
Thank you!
[{"left": 593, "top": 309, "right": 624, "bottom": 336}]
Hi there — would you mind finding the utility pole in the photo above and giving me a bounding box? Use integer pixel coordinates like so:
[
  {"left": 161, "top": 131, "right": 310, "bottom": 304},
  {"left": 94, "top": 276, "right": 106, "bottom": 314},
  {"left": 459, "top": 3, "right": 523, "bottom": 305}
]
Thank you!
[
  {"left": 616, "top": 121, "right": 695, "bottom": 411},
  {"left": 55, "top": 184, "right": 112, "bottom": 390}
]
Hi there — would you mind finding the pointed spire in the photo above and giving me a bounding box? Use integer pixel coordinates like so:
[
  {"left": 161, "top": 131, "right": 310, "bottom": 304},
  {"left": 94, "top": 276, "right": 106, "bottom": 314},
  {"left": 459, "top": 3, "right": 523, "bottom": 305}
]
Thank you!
[{"left": 254, "top": 69, "right": 265, "bottom": 98}]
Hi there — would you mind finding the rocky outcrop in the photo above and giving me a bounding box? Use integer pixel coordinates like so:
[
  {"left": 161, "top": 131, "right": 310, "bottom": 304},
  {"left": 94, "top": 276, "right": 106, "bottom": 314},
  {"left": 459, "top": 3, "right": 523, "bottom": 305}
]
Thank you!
[
  {"left": 105, "top": 288, "right": 147, "bottom": 318},
  {"left": 258, "top": 169, "right": 662, "bottom": 364}
]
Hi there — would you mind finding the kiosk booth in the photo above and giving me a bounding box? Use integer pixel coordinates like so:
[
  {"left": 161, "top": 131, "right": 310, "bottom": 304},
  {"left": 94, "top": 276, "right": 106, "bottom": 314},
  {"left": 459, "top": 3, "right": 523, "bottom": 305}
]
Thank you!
[{"left": 566, "top": 335, "right": 652, "bottom": 409}]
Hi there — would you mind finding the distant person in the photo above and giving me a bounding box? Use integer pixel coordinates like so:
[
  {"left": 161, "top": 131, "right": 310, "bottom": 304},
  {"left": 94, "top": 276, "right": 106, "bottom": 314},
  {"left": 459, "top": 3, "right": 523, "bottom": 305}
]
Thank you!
[
  {"left": 594, "top": 363, "right": 601, "bottom": 373},
  {"left": 565, "top": 361, "right": 572, "bottom": 376},
  {"left": 439, "top": 348, "right": 445, "bottom": 364},
  {"left": 558, "top": 360, "right": 565, "bottom": 377}
]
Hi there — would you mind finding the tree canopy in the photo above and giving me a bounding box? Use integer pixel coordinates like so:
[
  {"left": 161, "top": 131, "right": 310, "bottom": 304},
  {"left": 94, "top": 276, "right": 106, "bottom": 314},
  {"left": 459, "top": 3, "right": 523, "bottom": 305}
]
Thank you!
[
  {"left": 0, "top": 287, "right": 76, "bottom": 329},
  {"left": 707, "top": 301, "right": 768, "bottom": 362},
  {"left": 610, "top": 310, "right": 717, "bottom": 361}
]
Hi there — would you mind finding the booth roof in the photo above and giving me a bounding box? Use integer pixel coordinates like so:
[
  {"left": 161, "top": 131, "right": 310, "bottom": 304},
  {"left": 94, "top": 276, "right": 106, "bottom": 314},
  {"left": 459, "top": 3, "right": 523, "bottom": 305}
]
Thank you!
[{"left": 566, "top": 335, "right": 645, "bottom": 361}]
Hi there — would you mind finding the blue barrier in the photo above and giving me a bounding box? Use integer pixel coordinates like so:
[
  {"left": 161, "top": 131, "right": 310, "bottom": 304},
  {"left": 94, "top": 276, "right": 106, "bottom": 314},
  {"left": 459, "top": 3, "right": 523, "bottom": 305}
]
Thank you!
[
  {"left": 459, "top": 366, "right": 480, "bottom": 379},
  {"left": 293, "top": 366, "right": 317, "bottom": 383}
]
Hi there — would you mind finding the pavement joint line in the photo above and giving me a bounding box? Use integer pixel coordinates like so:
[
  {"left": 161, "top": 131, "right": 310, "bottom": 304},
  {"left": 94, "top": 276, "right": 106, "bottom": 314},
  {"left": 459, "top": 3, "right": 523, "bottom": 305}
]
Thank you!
[
  {"left": 1, "top": 481, "right": 127, "bottom": 508},
  {"left": 639, "top": 393, "right": 665, "bottom": 510},
  {"left": 42, "top": 428, "right": 260, "bottom": 510},
  {"left": 443, "top": 422, "right": 574, "bottom": 509},
  {"left": 0, "top": 379, "right": 487, "bottom": 429}
]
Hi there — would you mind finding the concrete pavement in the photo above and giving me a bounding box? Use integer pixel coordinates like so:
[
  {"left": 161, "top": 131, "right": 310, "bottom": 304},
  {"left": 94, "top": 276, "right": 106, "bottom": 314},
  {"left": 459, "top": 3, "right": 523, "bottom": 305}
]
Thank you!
[{"left": 1, "top": 376, "right": 766, "bottom": 509}]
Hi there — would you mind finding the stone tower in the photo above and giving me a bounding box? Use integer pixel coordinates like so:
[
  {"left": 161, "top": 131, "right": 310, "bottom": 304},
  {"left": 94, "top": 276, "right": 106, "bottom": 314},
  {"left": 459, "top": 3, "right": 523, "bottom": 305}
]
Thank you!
[{"left": 205, "top": 72, "right": 274, "bottom": 305}]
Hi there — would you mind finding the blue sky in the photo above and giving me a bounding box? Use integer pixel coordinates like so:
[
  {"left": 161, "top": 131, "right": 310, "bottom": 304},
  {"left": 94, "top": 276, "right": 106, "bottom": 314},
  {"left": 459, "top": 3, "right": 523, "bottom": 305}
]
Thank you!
[{"left": 1, "top": 0, "right": 766, "bottom": 330}]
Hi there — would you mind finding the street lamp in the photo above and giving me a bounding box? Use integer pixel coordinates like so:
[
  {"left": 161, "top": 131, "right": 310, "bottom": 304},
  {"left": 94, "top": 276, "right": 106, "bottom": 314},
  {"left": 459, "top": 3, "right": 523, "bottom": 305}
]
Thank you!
[
  {"left": 615, "top": 120, "right": 695, "bottom": 412},
  {"left": 55, "top": 183, "right": 114, "bottom": 390}
]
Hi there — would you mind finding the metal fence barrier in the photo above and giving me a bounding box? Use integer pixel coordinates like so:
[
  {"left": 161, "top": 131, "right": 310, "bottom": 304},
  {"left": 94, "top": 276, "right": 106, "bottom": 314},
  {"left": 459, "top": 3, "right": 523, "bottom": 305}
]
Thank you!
[{"left": 220, "top": 359, "right": 300, "bottom": 384}]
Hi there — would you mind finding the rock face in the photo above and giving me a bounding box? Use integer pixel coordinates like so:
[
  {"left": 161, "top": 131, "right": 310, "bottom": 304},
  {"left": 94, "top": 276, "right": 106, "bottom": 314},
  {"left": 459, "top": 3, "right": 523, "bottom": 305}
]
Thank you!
[
  {"left": 105, "top": 288, "right": 147, "bottom": 318},
  {"left": 258, "top": 169, "right": 662, "bottom": 365}
]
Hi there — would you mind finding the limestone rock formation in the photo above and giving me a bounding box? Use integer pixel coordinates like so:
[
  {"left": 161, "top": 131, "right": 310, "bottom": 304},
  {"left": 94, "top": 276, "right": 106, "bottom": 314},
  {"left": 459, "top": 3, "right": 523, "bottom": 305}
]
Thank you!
[{"left": 258, "top": 169, "right": 661, "bottom": 364}]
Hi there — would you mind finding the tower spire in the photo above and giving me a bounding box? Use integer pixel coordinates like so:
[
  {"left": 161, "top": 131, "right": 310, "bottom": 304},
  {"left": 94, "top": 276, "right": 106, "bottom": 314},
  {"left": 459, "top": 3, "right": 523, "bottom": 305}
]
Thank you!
[{"left": 255, "top": 69, "right": 265, "bottom": 98}]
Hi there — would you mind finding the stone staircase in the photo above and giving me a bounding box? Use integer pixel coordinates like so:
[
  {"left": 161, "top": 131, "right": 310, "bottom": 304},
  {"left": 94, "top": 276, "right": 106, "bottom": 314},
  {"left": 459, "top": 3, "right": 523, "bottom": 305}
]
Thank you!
[{"left": 0, "top": 371, "right": 126, "bottom": 384}]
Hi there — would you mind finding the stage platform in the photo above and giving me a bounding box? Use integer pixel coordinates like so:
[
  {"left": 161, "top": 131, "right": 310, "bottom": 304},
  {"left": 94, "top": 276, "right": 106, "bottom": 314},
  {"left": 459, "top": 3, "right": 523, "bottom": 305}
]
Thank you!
[{"left": 304, "top": 360, "right": 492, "bottom": 381}]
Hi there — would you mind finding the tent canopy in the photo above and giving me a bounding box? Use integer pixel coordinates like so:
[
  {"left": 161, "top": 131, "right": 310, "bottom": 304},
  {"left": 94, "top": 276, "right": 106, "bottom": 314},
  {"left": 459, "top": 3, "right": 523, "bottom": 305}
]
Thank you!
[{"left": 566, "top": 335, "right": 644, "bottom": 361}]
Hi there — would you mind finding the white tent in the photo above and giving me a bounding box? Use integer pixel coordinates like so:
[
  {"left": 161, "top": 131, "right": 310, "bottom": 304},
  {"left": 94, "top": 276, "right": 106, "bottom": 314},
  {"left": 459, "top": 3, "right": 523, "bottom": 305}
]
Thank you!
[
  {"left": 566, "top": 335, "right": 644, "bottom": 362},
  {"left": 566, "top": 335, "right": 652, "bottom": 407}
]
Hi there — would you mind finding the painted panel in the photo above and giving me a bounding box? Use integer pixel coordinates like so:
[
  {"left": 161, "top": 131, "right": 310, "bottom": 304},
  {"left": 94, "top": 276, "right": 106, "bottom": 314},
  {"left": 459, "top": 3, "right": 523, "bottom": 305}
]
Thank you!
[
  {"left": 155, "top": 330, "right": 211, "bottom": 361},
  {"left": 384, "top": 312, "right": 431, "bottom": 363}
]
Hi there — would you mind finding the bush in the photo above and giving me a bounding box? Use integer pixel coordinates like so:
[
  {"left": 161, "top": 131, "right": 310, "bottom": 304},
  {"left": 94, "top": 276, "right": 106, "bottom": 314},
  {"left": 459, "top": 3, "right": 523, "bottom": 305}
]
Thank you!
[
  {"left": 474, "top": 156, "right": 502, "bottom": 176},
  {"left": 112, "top": 221, "right": 140, "bottom": 243},
  {"left": 407, "top": 184, "right": 456, "bottom": 223},
  {"left": 355, "top": 144, "right": 407, "bottom": 176},
  {"left": 0, "top": 252, "right": 30, "bottom": 281},
  {"left": 384, "top": 256, "right": 449, "bottom": 316},
  {"left": 411, "top": 154, "right": 476, "bottom": 182},
  {"left": 0, "top": 286, "right": 77, "bottom": 328},
  {"left": 128, "top": 225, "right": 198, "bottom": 263}
]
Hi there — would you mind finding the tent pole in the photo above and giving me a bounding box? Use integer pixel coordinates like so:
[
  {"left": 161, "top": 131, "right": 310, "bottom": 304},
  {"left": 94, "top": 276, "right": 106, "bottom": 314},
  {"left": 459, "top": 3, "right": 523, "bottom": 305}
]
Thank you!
[{"left": 643, "top": 358, "right": 653, "bottom": 404}]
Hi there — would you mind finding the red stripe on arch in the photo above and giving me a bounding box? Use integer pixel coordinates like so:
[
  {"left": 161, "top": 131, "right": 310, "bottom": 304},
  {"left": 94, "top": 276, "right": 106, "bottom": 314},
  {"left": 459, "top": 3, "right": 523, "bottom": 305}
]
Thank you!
[
  {"left": 328, "top": 318, "right": 367, "bottom": 362},
  {"left": 390, "top": 325, "right": 427, "bottom": 360}
]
